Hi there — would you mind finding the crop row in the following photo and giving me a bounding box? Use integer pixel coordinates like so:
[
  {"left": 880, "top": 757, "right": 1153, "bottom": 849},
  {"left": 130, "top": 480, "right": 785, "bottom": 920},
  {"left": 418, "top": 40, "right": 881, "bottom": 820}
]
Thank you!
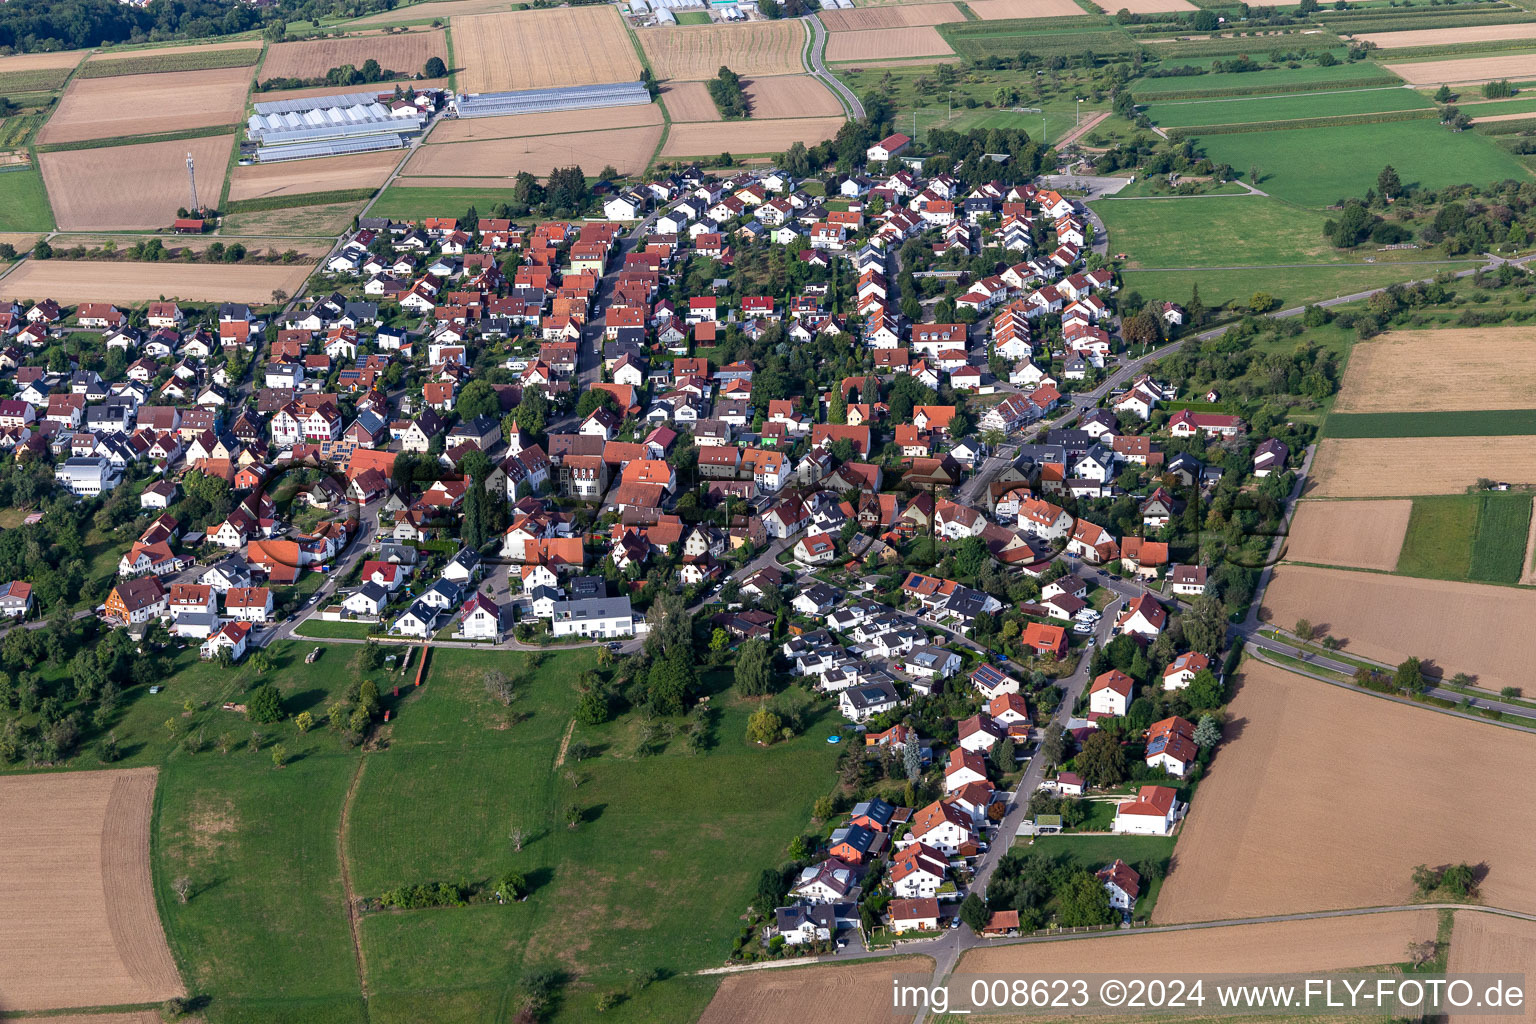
[
  {"left": 75, "top": 48, "right": 261, "bottom": 79},
  {"left": 223, "top": 187, "right": 379, "bottom": 215},
  {"left": 1166, "top": 106, "right": 1437, "bottom": 138}
]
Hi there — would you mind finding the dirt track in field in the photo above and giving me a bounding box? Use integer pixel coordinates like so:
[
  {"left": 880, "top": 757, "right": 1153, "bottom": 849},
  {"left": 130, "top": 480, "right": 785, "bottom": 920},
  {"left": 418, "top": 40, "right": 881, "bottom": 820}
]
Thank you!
[
  {"left": 1157, "top": 659, "right": 1536, "bottom": 921},
  {"left": 1259, "top": 564, "right": 1536, "bottom": 691},
  {"left": 228, "top": 150, "right": 402, "bottom": 201},
  {"left": 1334, "top": 328, "right": 1536, "bottom": 412},
  {"left": 452, "top": 8, "right": 640, "bottom": 92},
  {"left": 698, "top": 958, "right": 934, "bottom": 1024},
  {"left": 405, "top": 125, "right": 662, "bottom": 177},
  {"left": 826, "top": 26, "right": 954, "bottom": 61},
  {"left": 1447, "top": 913, "right": 1536, "bottom": 1022},
  {"left": 660, "top": 116, "right": 844, "bottom": 157},
  {"left": 637, "top": 21, "right": 806, "bottom": 81},
  {"left": 819, "top": 3, "right": 964, "bottom": 29},
  {"left": 38, "top": 66, "right": 251, "bottom": 144},
  {"left": 40, "top": 135, "right": 235, "bottom": 231},
  {"left": 1386, "top": 53, "right": 1536, "bottom": 85},
  {"left": 259, "top": 29, "right": 446, "bottom": 80},
  {"left": 1284, "top": 499, "right": 1411, "bottom": 571},
  {"left": 963, "top": 911, "right": 1438, "bottom": 974},
  {"left": 1357, "top": 23, "right": 1536, "bottom": 49},
  {"left": 433, "top": 103, "right": 663, "bottom": 140},
  {"left": 0, "top": 768, "right": 183, "bottom": 1013},
  {"left": 1308, "top": 436, "right": 1536, "bottom": 497},
  {"left": 0, "top": 259, "right": 314, "bottom": 305},
  {"left": 967, "top": 0, "right": 1086, "bottom": 17}
]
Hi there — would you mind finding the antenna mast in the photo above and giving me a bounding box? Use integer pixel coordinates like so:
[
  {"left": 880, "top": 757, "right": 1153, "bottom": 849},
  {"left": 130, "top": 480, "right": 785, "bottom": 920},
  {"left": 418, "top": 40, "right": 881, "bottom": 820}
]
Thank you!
[{"left": 186, "top": 152, "right": 200, "bottom": 214}]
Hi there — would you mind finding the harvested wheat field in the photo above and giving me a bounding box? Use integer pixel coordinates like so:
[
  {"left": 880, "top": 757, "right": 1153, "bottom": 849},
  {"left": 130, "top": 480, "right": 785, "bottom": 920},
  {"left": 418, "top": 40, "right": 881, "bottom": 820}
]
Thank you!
[
  {"left": 1096, "top": 0, "right": 1196, "bottom": 10},
  {"left": 228, "top": 149, "right": 402, "bottom": 201},
  {"left": 745, "top": 75, "right": 843, "bottom": 117},
  {"left": 964, "top": 911, "right": 1437, "bottom": 976},
  {"left": 0, "top": 50, "right": 87, "bottom": 72},
  {"left": 1160, "top": 658, "right": 1536, "bottom": 922},
  {"left": 406, "top": 125, "right": 662, "bottom": 177},
  {"left": 1354, "top": 23, "right": 1536, "bottom": 49},
  {"left": 1309, "top": 436, "right": 1536, "bottom": 497},
  {"left": 698, "top": 957, "right": 933, "bottom": 1024},
  {"left": 1386, "top": 53, "right": 1536, "bottom": 86},
  {"left": 1284, "top": 499, "right": 1411, "bottom": 570},
  {"left": 819, "top": 2, "right": 963, "bottom": 29},
  {"left": 39, "top": 66, "right": 251, "bottom": 144},
  {"left": 1259, "top": 564, "right": 1536, "bottom": 690},
  {"left": 260, "top": 28, "right": 446, "bottom": 80},
  {"left": 434, "top": 102, "right": 663, "bottom": 140},
  {"left": 638, "top": 21, "right": 805, "bottom": 81},
  {"left": 0, "top": 260, "right": 313, "bottom": 305},
  {"left": 41, "top": 135, "right": 234, "bottom": 231},
  {"left": 452, "top": 8, "right": 640, "bottom": 93},
  {"left": 1335, "top": 328, "right": 1536, "bottom": 413},
  {"left": 967, "top": 0, "right": 1086, "bottom": 17},
  {"left": 11, "top": 1014, "right": 161, "bottom": 1024},
  {"left": 0, "top": 768, "right": 182, "bottom": 1013},
  {"left": 827, "top": 26, "right": 953, "bottom": 61},
  {"left": 349, "top": 0, "right": 521, "bottom": 23},
  {"left": 661, "top": 82, "right": 721, "bottom": 122},
  {"left": 662, "top": 116, "right": 844, "bottom": 158},
  {"left": 1447, "top": 913, "right": 1536, "bottom": 1022}
]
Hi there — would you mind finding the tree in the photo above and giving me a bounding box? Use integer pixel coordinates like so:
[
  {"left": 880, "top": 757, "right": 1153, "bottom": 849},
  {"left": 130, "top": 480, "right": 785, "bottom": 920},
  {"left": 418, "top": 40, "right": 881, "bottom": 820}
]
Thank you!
[
  {"left": 1077, "top": 730, "right": 1126, "bottom": 787},
  {"left": 1193, "top": 714, "right": 1221, "bottom": 748},
  {"left": 1293, "top": 618, "right": 1315, "bottom": 642},
  {"left": 514, "top": 386, "right": 549, "bottom": 438},
  {"left": 294, "top": 710, "right": 314, "bottom": 734},
  {"left": 1056, "top": 870, "right": 1115, "bottom": 926},
  {"left": 424, "top": 55, "right": 448, "bottom": 77},
  {"left": 755, "top": 866, "right": 787, "bottom": 912},
  {"left": 992, "top": 738, "right": 1016, "bottom": 772},
  {"left": 565, "top": 805, "right": 583, "bottom": 829},
  {"left": 959, "top": 892, "right": 990, "bottom": 932},
  {"left": 246, "top": 683, "right": 284, "bottom": 724},
  {"left": 1040, "top": 722, "right": 1066, "bottom": 767},
  {"left": 746, "top": 707, "right": 782, "bottom": 744},
  {"left": 736, "top": 637, "right": 775, "bottom": 696},
  {"left": 172, "top": 876, "right": 192, "bottom": 904},
  {"left": 903, "top": 738, "right": 922, "bottom": 782},
  {"left": 456, "top": 379, "right": 500, "bottom": 421},
  {"left": 709, "top": 628, "right": 730, "bottom": 654},
  {"left": 509, "top": 825, "right": 527, "bottom": 852},
  {"left": 1434, "top": 83, "right": 1454, "bottom": 103},
  {"left": 1181, "top": 596, "right": 1228, "bottom": 655},
  {"left": 1376, "top": 164, "right": 1402, "bottom": 201},
  {"left": 270, "top": 743, "right": 287, "bottom": 769},
  {"left": 1394, "top": 656, "right": 1425, "bottom": 695},
  {"left": 497, "top": 870, "right": 528, "bottom": 901},
  {"left": 576, "top": 688, "right": 611, "bottom": 725}
]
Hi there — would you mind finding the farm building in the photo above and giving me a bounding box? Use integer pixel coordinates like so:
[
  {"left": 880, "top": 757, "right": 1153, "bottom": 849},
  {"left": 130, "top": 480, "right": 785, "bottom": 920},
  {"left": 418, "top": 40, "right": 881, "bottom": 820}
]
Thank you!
[
  {"left": 248, "top": 92, "right": 426, "bottom": 162},
  {"left": 453, "top": 80, "right": 652, "bottom": 120}
]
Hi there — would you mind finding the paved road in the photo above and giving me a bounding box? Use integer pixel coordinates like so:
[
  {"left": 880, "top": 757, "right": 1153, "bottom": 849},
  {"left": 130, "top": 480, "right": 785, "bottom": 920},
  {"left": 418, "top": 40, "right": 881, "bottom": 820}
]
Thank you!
[{"left": 806, "top": 15, "right": 865, "bottom": 120}]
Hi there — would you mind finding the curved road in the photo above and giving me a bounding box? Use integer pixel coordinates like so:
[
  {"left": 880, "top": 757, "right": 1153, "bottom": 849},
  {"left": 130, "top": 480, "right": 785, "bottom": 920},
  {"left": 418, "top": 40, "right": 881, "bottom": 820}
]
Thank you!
[{"left": 806, "top": 15, "right": 865, "bottom": 121}]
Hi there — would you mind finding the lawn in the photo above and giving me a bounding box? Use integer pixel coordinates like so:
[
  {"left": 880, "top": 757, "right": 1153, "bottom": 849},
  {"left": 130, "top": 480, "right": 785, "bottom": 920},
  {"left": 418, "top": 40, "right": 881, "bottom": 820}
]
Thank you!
[
  {"left": 1395, "top": 494, "right": 1477, "bottom": 582},
  {"left": 1118, "top": 260, "right": 1480, "bottom": 312},
  {"left": 1129, "top": 61, "right": 1402, "bottom": 99},
  {"left": 1192, "top": 119, "right": 1532, "bottom": 208},
  {"left": 1030, "top": 833, "right": 1176, "bottom": 922},
  {"left": 1325, "top": 409, "right": 1536, "bottom": 438},
  {"left": 370, "top": 185, "right": 521, "bottom": 222},
  {"left": 295, "top": 619, "right": 378, "bottom": 639},
  {"left": 1095, "top": 195, "right": 1335, "bottom": 268},
  {"left": 1144, "top": 86, "right": 1433, "bottom": 128},
  {"left": 0, "top": 167, "right": 55, "bottom": 231},
  {"left": 675, "top": 10, "right": 711, "bottom": 24},
  {"left": 347, "top": 648, "right": 842, "bottom": 1022}
]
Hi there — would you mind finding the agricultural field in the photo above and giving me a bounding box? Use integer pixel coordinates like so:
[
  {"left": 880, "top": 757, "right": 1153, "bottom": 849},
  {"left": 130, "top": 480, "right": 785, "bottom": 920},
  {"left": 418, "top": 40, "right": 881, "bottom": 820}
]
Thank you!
[
  {"left": 0, "top": 768, "right": 183, "bottom": 1014},
  {"left": 255, "top": 78, "right": 450, "bottom": 104},
  {"left": 259, "top": 29, "right": 446, "bottom": 81},
  {"left": 227, "top": 150, "right": 403, "bottom": 202},
  {"left": 963, "top": 909, "right": 1439, "bottom": 972},
  {"left": 0, "top": 260, "right": 314, "bottom": 305},
  {"left": 78, "top": 41, "right": 262, "bottom": 78},
  {"left": 404, "top": 125, "right": 663, "bottom": 177},
  {"left": 637, "top": 21, "right": 806, "bottom": 81},
  {"left": 346, "top": 0, "right": 522, "bottom": 24},
  {"left": 818, "top": 3, "right": 964, "bottom": 29},
  {"left": 1392, "top": 491, "right": 1531, "bottom": 584},
  {"left": 452, "top": 8, "right": 641, "bottom": 93},
  {"left": 1144, "top": 86, "right": 1433, "bottom": 129},
  {"left": 1284, "top": 499, "right": 1412, "bottom": 571},
  {"left": 660, "top": 81, "right": 720, "bottom": 122},
  {"left": 1095, "top": 195, "right": 1338, "bottom": 268},
  {"left": 1446, "top": 913, "right": 1536, "bottom": 1024},
  {"left": 368, "top": 184, "right": 522, "bottom": 220},
  {"left": 0, "top": 168, "right": 55, "bottom": 232},
  {"left": 826, "top": 26, "right": 954, "bottom": 61},
  {"left": 697, "top": 959, "right": 933, "bottom": 1024},
  {"left": 38, "top": 66, "right": 251, "bottom": 145},
  {"left": 661, "top": 116, "right": 845, "bottom": 158},
  {"left": 39, "top": 135, "right": 235, "bottom": 231},
  {"left": 965, "top": 0, "right": 1087, "bottom": 19},
  {"left": 1193, "top": 119, "right": 1531, "bottom": 208},
  {"left": 1355, "top": 23, "right": 1536, "bottom": 49},
  {"left": 744, "top": 75, "right": 844, "bottom": 118},
  {"left": 1307, "top": 435, "right": 1536, "bottom": 497},
  {"left": 1259, "top": 565, "right": 1536, "bottom": 690},
  {"left": 0, "top": 49, "right": 86, "bottom": 92},
  {"left": 1159, "top": 659, "right": 1536, "bottom": 921},
  {"left": 1386, "top": 52, "right": 1536, "bottom": 85},
  {"left": 1130, "top": 60, "right": 1400, "bottom": 98},
  {"left": 1334, "top": 328, "right": 1536, "bottom": 413},
  {"left": 940, "top": 23, "right": 1136, "bottom": 60},
  {"left": 433, "top": 103, "right": 664, "bottom": 140},
  {"left": 1096, "top": 0, "right": 1195, "bottom": 11}
]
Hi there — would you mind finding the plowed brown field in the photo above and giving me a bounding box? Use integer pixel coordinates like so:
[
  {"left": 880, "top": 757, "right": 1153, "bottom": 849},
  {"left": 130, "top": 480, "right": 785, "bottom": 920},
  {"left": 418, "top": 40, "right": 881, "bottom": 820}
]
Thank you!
[
  {"left": 228, "top": 149, "right": 401, "bottom": 201},
  {"left": 826, "top": 26, "right": 953, "bottom": 61},
  {"left": 1447, "top": 913, "right": 1536, "bottom": 1022},
  {"left": 698, "top": 958, "right": 934, "bottom": 1024},
  {"left": 1259, "top": 564, "right": 1536, "bottom": 690},
  {"left": 259, "top": 29, "right": 446, "bottom": 80},
  {"left": 39, "top": 66, "right": 251, "bottom": 144},
  {"left": 1355, "top": 23, "right": 1536, "bottom": 48},
  {"left": 1157, "top": 659, "right": 1536, "bottom": 921},
  {"left": 1308, "top": 436, "right": 1536, "bottom": 497},
  {"left": 41, "top": 135, "right": 235, "bottom": 231},
  {"left": 661, "top": 116, "right": 844, "bottom": 157},
  {"left": 661, "top": 81, "right": 720, "bottom": 121},
  {"left": 405, "top": 125, "right": 662, "bottom": 177},
  {"left": 1334, "top": 328, "right": 1536, "bottom": 412},
  {"left": 1284, "top": 499, "right": 1411, "bottom": 570},
  {"left": 0, "top": 768, "right": 183, "bottom": 1013},
  {"left": 638, "top": 21, "right": 805, "bottom": 81},
  {"left": 745, "top": 75, "right": 843, "bottom": 117},
  {"left": 0, "top": 260, "right": 314, "bottom": 305},
  {"left": 0, "top": 50, "right": 87, "bottom": 72},
  {"left": 967, "top": 0, "right": 1086, "bottom": 17},
  {"left": 1386, "top": 53, "right": 1536, "bottom": 85},
  {"left": 452, "top": 8, "right": 640, "bottom": 92},
  {"left": 432, "top": 103, "right": 663, "bottom": 140},
  {"left": 819, "top": 3, "right": 964, "bottom": 29}
]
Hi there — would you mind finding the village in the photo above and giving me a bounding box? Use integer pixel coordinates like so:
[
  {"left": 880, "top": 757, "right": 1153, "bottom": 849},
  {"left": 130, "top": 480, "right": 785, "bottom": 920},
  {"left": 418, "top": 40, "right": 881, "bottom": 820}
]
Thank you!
[{"left": 0, "top": 138, "right": 1298, "bottom": 958}]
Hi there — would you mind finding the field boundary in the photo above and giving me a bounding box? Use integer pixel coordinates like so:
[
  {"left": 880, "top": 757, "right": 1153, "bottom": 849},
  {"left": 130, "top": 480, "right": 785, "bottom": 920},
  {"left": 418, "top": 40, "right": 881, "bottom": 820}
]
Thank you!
[{"left": 223, "top": 187, "right": 380, "bottom": 215}]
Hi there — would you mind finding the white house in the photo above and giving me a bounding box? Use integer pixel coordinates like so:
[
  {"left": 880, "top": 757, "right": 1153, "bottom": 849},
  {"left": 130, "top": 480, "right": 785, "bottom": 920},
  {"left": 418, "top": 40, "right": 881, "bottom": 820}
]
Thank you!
[
  {"left": 907, "top": 799, "right": 973, "bottom": 856},
  {"left": 890, "top": 843, "right": 948, "bottom": 899},
  {"left": 1097, "top": 859, "right": 1141, "bottom": 911},
  {"left": 551, "top": 595, "right": 635, "bottom": 639},
  {"left": 392, "top": 600, "right": 437, "bottom": 638},
  {"left": 457, "top": 591, "right": 502, "bottom": 640},
  {"left": 888, "top": 897, "right": 941, "bottom": 934},
  {"left": 1162, "top": 650, "right": 1209, "bottom": 691},
  {"left": 1088, "top": 669, "right": 1134, "bottom": 717},
  {"left": 341, "top": 582, "right": 388, "bottom": 618},
  {"left": 1113, "top": 785, "right": 1181, "bottom": 836},
  {"left": 943, "top": 747, "right": 988, "bottom": 793}
]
